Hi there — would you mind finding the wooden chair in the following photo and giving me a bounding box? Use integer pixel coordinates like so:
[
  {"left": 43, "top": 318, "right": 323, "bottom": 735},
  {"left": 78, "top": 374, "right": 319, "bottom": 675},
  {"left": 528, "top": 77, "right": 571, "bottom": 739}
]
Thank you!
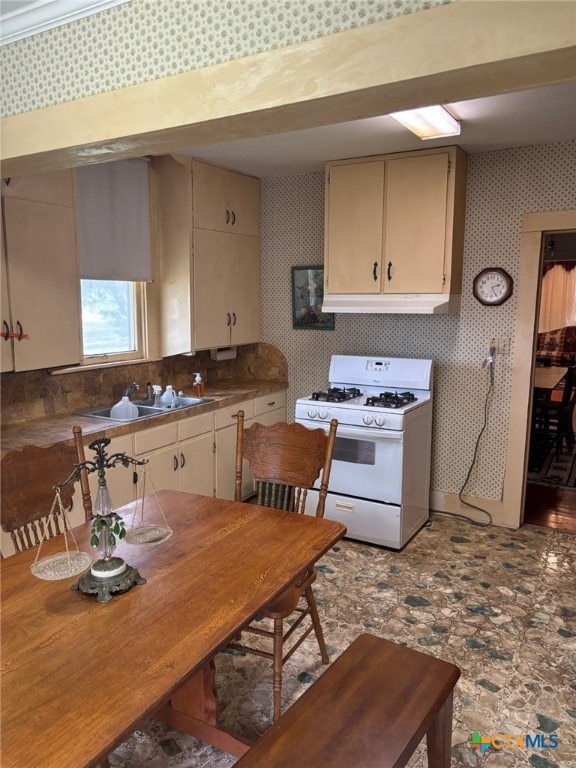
[
  {"left": 533, "top": 365, "right": 576, "bottom": 459},
  {"left": 228, "top": 411, "right": 338, "bottom": 722},
  {"left": 1, "top": 425, "right": 91, "bottom": 554}
]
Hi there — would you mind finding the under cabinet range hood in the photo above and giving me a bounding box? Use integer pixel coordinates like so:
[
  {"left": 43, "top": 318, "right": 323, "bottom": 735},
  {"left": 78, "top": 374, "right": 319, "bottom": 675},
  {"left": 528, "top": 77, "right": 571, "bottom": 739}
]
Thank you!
[{"left": 321, "top": 293, "right": 461, "bottom": 314}]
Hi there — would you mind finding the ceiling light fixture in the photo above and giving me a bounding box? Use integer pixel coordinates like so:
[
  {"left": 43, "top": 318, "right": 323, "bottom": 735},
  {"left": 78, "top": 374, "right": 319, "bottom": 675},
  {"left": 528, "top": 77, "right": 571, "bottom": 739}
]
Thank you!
[{"left": 389, "top": 105, "right": 461, "bottom": 140}]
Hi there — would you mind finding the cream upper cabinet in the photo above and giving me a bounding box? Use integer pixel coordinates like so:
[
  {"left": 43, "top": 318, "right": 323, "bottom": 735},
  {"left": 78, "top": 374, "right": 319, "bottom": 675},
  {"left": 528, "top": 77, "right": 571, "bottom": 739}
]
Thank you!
[
  {"left": 1, "top": 170, "right": 81, "bottom": 372},
  {"left": 193, "top": 160, "right": 260, "bottom": 237},
  {"left": 193, "top": 229, "right": 260, "bottom": 350},
  {"left": 155, "top": 155, "right": 261, "bottom": 356},
  {"left": 324, "top": 146, "right": 468, "bottom": 301}
]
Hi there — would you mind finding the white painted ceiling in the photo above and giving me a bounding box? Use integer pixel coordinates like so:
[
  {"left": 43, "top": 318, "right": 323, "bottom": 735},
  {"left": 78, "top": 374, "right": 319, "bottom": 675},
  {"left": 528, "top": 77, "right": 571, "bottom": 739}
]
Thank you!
[
  {"left": 1, "top": 1, "right": 575, "bottom": 177},
  {"left": 183, "top": 82, "right": 576, "bottom": 176}
]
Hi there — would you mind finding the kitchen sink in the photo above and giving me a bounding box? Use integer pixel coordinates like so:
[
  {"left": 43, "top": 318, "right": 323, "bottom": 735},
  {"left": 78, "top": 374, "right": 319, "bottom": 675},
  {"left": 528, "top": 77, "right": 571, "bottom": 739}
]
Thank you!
[{"left": 79, "top": 397, "right": 214, "bottom": 422}]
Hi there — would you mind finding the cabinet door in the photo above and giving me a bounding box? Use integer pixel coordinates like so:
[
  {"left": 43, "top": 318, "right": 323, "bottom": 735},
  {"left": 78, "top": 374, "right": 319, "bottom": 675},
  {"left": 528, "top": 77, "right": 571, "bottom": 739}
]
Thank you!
[
  {"left": 1, "top": 169, "right": 75, "bottom": 207},
  {"left": 178, "top": 412, "right": 215, "bottom": 496},
  {"left": 193, "top": 162, "right": 260, "bottom": 237},
  {"left": 1, "top": 214, "right": 14, "bottom": 373},
  {"left": 384, "top": 152, "right": 449, "bottom": 293},
  {"left": 193, "top": 228, "right": 232, "bottom": 350},
  {"left": 229, "top": 234, "right": 260, "bottom": 346},
  {"left": 138, "top": 445, "right": 181, "bottom": 492},
  {"left": 228, "top": 171, "right": 260, "bottom": 237},
  {"left": 325, "top": 161, "right": 385, "bottom": 294},
  {"left": 3, "top": 197, "right": 81, "bottom": 371},
  {"left": 179, "top": 432, "right": 215, "bottom": 496},
  {"left": 193, "top": 161, "right": 229, "bottom": 232}
]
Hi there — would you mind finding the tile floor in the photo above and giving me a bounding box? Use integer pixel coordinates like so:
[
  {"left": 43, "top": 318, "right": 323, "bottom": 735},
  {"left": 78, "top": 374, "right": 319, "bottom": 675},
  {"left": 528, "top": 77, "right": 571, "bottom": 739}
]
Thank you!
[{"left": 110, "top": 514, "right": 576, "bottom": 768}]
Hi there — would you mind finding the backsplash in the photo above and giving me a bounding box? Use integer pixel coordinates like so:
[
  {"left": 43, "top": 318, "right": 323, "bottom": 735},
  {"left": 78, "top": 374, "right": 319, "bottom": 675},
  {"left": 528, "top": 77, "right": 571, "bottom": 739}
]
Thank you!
[{"left": 0, "top": 343, "right": 287, "bottom": 426}]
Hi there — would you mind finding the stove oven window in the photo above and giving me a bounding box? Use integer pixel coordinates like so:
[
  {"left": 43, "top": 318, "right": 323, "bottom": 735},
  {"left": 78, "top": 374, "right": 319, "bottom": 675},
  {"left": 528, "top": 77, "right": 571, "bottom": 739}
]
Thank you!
[{"left": 334, "top": 436, "right": 375, "bottom": 466}]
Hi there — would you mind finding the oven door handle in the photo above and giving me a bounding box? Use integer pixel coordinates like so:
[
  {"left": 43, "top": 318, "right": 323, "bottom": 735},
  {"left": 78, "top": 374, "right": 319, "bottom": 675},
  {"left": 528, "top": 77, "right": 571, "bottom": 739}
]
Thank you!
[{"left": 296, "top": 419, "right": 403, "bottom": 442}]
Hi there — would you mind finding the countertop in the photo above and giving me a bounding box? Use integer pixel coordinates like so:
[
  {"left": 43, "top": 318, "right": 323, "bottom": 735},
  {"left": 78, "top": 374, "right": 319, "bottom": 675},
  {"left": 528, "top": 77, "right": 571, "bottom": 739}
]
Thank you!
[{"left": 0, "top": 380, "right": 287, "bottom": 452}]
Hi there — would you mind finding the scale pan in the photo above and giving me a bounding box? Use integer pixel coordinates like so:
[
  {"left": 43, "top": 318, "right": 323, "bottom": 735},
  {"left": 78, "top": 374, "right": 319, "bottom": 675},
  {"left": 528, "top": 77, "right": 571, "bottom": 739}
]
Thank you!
[
  {"left": 31, "top": 551, "right": 92, "bottom": 581},
  {"left": 125, "top": 524, "right": 172, "bottom": 546}
]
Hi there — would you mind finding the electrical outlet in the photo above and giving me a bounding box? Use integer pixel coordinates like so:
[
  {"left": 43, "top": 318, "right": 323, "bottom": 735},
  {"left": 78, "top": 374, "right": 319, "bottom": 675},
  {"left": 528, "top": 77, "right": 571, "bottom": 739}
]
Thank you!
[{"left": 489, "top": 336, "right": 510, "bottom": 355}]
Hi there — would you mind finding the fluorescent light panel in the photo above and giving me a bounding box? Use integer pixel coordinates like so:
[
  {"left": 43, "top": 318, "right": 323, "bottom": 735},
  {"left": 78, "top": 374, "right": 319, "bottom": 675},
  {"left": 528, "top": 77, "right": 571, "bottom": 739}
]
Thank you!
[{"left": 389, "top": 105, "right": 460, "bottom": 140}]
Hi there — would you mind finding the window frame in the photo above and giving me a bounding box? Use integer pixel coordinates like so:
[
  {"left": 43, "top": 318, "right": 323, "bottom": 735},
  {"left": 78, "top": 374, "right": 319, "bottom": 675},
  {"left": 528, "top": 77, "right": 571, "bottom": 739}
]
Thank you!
[{"left": 80, "top": 280, "right": 147, "bottom": 366}]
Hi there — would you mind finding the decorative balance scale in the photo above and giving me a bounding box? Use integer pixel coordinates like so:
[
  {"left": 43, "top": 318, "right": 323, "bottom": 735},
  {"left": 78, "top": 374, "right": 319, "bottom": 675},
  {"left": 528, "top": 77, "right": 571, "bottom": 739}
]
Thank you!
[{"left": 30, "top": 437, "right": 172, "bottom": 603}]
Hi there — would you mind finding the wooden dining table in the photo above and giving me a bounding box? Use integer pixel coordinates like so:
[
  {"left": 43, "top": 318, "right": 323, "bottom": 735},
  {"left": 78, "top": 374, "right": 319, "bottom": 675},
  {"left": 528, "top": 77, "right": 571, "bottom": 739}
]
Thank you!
[
  {"left": 534, "top": 365, "right": 568, "bottom": 393},
  {"left": 0, "top": 490, "right": 346, "bottom": 768}
]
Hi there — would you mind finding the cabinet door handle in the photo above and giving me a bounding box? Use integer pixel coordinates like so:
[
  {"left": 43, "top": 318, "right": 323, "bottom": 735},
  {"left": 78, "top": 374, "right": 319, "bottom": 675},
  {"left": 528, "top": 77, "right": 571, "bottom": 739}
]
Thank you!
[
  {"left": 226, "top": 313, "right": 231, "bottom": 326},
  {"left": 267, "top": 401, "right": 276, "bottom": 407},
  {"left": 231, "top": 211, "right": 236, "bottom": 225},
  {"left": 387, "top": 261, "right": 393, "bottom": 282},
  {"left": 232, "top": 312, "right": 236, "bottom": 326},
  {"left": 180, "top": 452, "right": 185, "bottom": 469},
  {"left": 16, "top": 320, "right": 24, "bottom": 340},
  {"left": 2, "top": 320, "right": 9, "bottom": 340},
  {"left": 173, "top": 455, "right": 178, "bottom": 472},
  {"left": 373, "top": 262, "right": 378, "bottom": 282},
  {"left": 225, "top": 209, "right": 230, "bottom": 224}
]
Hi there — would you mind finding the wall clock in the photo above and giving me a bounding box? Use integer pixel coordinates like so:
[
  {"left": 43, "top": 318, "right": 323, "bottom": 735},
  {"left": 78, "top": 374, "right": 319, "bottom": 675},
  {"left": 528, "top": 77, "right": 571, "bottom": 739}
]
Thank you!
[{"left": 472, "top": 268, "right": 514, "bottom": 306}]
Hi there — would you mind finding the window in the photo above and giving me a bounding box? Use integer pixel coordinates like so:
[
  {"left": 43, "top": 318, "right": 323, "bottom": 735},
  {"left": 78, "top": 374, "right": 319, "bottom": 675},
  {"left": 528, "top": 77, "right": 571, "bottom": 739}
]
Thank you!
[{"left": 80, "top": 279, "right": 144, "bottom": 363}]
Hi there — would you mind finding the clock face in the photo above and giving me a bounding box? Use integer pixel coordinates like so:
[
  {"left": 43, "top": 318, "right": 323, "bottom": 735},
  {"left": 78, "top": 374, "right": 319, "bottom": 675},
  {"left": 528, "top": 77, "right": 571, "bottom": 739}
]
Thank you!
[{"left": 473, "top": 268, "right": 513, "bottom": 306}]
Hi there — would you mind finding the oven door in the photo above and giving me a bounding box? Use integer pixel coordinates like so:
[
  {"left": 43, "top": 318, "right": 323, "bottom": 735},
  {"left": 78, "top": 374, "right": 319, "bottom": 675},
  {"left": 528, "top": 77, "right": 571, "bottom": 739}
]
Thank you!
[{"left": 296, "top": 420, "right": 403, "bottom": 504}]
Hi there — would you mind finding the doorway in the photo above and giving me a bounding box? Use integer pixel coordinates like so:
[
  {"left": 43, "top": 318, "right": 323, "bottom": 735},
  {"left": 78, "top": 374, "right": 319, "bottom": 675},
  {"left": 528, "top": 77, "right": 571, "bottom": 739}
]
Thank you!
[
  {"left": 524, "top": 231, "right": 576, "bottom": 532},
  {"left": 502, "top": 210, "right": 576, "bottom": 531}
]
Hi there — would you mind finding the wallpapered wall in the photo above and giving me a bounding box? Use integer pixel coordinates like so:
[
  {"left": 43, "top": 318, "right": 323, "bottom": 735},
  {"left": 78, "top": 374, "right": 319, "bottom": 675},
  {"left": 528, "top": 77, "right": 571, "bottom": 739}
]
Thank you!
[
  {"left": 261, "top": 142, "right": 576, "bottom": 499},
  {"left": 0, "top": 0, "right": 450, "bottom": 117}
]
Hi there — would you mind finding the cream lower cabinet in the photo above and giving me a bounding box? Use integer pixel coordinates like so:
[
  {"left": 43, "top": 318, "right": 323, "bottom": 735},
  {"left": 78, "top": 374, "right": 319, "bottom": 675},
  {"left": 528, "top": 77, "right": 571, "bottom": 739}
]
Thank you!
[
  {"left": 324, "top": 146, "right": 467, "bottom": 298},
  {"left": 133, "top": 413, "right": 215, "bottom": 497},
  {"left": 214, "top": 392, "right": 287, "bottom": 501}
]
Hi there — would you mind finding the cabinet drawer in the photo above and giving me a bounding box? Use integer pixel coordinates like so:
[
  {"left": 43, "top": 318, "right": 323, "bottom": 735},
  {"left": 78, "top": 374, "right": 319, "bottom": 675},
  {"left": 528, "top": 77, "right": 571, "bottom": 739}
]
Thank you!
[
  {"left": 134, "top": 423, "right": 178, "bottom": 455},
  {"left": 253, "top": 391, "right": 286, "bottom": 417},
  {"left": 178, "top": 412, "right": 214, "bottom": 441},
  {"left": 215, "top": 400, "right": 254, "bottom": 430}
]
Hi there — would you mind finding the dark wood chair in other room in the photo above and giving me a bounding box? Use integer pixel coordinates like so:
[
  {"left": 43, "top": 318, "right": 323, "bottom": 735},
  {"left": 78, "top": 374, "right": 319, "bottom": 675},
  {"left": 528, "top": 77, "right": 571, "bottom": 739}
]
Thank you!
[
  {"left": 532, "top": 365, "right": 576, "bottom": 459},
  {"left": 227, "top": 411, "right": 338, "bottom": 722},
  {"left": 1, "top": 425, "right": 92, "bottom": 554}
]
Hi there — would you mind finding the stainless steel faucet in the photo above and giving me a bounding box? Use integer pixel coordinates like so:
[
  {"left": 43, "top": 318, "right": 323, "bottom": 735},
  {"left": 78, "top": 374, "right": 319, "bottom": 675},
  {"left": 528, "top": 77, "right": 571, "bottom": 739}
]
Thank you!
[{"left": 123, "top": 382, "right": 140, "bottom": 399}]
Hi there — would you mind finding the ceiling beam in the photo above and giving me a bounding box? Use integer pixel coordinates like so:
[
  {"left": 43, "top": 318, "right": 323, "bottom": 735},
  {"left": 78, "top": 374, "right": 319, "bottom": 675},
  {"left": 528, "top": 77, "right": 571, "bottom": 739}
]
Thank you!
[{"left": 1, "top": 1, "right": 575, "bottom": 176}]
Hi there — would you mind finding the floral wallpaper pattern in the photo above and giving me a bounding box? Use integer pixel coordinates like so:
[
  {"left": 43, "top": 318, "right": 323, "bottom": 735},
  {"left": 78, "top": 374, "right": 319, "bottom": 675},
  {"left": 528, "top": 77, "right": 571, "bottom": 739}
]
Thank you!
[{"left": 1, "top": 0, "right": 451, "bottom": 117}]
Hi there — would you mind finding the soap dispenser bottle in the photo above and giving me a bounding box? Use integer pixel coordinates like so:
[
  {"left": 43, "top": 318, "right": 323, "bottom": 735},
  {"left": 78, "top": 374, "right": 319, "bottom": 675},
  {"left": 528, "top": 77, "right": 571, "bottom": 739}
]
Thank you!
[
  {"left": 192, "top": 373, "right": 205, "bottom": 397},
  {"left": 152, "top": 385, "right": 162, "bottom": 406},
  {"left": 161, "top": 385, "right": 175, "bottom": 407}
]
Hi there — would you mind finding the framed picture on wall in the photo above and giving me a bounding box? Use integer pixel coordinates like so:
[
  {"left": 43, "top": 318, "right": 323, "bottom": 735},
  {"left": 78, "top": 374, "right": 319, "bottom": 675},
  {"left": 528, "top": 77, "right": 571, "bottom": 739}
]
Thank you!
[{"left": 291, "top": 266, "right": 335, "bottom": 330}]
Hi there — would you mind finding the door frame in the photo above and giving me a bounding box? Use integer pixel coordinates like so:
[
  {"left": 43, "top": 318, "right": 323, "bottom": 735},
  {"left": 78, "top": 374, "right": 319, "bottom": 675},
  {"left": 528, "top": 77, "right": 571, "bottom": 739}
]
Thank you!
[{"left": 502, "top": 209, "right": 576, "bottom": 528}]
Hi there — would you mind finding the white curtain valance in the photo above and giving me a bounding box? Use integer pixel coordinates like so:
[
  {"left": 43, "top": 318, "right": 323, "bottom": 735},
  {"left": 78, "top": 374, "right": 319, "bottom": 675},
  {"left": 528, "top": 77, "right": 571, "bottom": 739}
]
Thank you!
[{"left": 76, "top": 158, "right": 152, "bottom": 282}]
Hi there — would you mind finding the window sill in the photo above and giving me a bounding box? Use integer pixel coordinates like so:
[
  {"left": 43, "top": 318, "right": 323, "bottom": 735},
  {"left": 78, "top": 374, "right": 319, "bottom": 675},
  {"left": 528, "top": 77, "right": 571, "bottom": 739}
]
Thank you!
[{"left": 49, "top": 358, "right": 162, "bottom": 375}]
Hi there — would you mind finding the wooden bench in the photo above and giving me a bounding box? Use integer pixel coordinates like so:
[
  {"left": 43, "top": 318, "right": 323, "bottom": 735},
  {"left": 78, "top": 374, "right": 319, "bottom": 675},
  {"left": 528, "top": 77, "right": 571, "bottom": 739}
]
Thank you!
[{"left": 235, "top": 633, "right": 461, "bottom": 768}]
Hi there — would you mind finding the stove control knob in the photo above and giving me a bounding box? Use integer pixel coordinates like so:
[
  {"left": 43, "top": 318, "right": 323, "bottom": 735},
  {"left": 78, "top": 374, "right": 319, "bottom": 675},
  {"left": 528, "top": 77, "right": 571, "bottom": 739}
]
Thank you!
[
  {"left": 307, "top": 408, "right": 317, "bottom": 419},
  {"left": 363, "top": 414, "right": 374, "bottom": 426},
  {"left": 318, "top": 409, "right": 329, "bottom": 420},
  {"left": 375, "top": 416, "right": 386, "bottom": 427}
]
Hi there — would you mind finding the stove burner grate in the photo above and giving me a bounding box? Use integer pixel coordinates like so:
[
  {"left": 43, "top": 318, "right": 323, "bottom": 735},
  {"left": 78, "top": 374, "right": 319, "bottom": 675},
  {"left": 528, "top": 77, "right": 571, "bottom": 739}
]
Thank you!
[
  {"left": 364, "top": 391, "right": 418, "bottom": 409},
  {"left": 311, "top": 387, "right": 362, "bottom": 403}
]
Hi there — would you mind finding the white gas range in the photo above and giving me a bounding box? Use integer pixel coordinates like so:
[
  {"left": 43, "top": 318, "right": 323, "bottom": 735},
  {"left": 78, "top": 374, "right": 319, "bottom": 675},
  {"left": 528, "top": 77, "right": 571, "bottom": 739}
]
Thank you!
[{"left": 294, "top": 355, "right": 433, "bottom": 549}]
